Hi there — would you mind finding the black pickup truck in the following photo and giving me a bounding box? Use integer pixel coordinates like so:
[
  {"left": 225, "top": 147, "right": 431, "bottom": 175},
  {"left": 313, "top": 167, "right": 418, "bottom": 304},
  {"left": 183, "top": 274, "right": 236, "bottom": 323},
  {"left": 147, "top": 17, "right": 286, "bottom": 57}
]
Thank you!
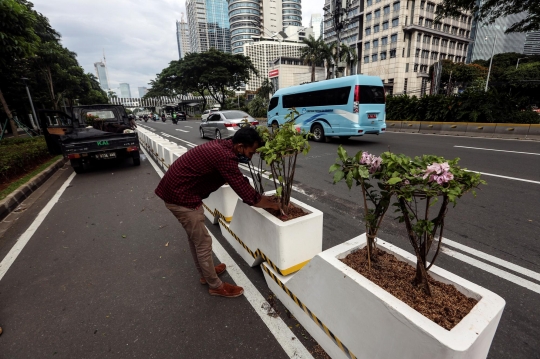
[{"left": 40, "top": 105, "right": 140, "bottom": 173}]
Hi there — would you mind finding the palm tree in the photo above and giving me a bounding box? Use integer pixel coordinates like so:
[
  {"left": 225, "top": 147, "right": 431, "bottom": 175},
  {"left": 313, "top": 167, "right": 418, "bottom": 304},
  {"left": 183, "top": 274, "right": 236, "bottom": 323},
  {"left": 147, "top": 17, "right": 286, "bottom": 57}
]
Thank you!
[
  {"left": 300, "top": 35, "right": 323, "bottom": 82},
  {"left": 320, "top": 40, "right": 336, "bottom": 80},
  {"left": 340, "top": 43, "right": 359, "bottom": 76}
]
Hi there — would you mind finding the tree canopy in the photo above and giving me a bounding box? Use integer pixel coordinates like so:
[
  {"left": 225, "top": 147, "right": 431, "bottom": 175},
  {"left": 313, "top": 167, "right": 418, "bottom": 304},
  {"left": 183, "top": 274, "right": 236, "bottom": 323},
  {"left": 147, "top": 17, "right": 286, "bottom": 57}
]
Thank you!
[{"left": 437, "top": 0, "right": 539, "bottom": 33}]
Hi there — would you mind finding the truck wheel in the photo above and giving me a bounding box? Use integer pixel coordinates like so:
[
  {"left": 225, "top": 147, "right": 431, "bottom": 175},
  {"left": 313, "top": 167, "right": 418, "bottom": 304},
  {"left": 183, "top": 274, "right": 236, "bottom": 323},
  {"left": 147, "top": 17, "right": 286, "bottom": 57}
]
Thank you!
[
  {"left": 71, "top": 159, "right": 85, "bottom": 174},
  {"left": 133, "top": 153, "right": 141, "bottom": 166},
  {"left": 311, "top": 123, "right": 326, "bottom": 142}
]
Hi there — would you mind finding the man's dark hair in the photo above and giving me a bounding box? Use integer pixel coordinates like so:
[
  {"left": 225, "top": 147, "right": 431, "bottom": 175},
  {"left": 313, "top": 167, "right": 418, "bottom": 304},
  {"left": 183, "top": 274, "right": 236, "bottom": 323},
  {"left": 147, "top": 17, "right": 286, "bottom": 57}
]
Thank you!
[{"left": 232, "top": 127, "right": 262, "bottom": 147}]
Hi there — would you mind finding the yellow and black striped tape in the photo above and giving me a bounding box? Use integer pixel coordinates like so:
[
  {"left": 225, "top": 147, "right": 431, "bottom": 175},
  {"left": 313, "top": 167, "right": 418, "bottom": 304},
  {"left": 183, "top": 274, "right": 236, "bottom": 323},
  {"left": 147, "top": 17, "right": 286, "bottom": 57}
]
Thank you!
[
  {"left": 217, "top": 218, "right": 309, "bottom": 276},
  {"left": 262, "top": 264, "right": 357, "bottom": 359}
]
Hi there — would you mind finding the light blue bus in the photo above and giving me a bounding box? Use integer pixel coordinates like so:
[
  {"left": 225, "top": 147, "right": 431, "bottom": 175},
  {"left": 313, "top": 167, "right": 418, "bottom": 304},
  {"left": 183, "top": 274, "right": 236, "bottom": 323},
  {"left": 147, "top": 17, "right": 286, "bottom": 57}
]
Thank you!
[{"left": 267, "top": 75, "right": 386, "bottom": 141}]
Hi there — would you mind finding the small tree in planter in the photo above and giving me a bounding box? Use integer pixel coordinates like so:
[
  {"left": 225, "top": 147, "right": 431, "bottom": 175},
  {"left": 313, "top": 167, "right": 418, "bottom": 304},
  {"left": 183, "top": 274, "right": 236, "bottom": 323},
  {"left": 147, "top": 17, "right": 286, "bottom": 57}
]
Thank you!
[
  {"left": 329, "top": 146, "right": 393, "bottom": 268},
  {"left": 386, "top": 153, "right": 485, "bottom": 295},
  {"left": 256, "top": 108, "right": 311, "bottom": 217}
]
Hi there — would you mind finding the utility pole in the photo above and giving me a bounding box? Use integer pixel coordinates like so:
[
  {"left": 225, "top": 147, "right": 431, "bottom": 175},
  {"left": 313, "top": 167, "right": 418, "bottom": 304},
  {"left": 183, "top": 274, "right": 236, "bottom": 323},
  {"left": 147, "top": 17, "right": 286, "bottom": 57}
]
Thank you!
[
  {"left": 516, "top": 57, "right": 528, "bottom": 69},
  {"left": 21, "top": 78, "right": 40, "bottom": 131},
  {"left": 484, "top": 34, "right": 497, "bottom": 92}
]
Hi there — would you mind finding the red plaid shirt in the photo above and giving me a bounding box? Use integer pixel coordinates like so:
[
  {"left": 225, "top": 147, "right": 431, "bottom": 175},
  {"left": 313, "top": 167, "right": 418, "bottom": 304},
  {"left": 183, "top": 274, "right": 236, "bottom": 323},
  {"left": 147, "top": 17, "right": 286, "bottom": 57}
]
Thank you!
[{"left": 155, "top": 139, "right": 261, "bottom": 209}]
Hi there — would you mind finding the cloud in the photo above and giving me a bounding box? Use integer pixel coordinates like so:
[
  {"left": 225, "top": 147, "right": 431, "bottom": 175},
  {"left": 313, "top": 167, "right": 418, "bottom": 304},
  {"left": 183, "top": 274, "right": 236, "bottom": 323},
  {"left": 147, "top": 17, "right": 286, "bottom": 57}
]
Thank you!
[{"left": 32, "top": 0, "right": 325, "bottom": 98}]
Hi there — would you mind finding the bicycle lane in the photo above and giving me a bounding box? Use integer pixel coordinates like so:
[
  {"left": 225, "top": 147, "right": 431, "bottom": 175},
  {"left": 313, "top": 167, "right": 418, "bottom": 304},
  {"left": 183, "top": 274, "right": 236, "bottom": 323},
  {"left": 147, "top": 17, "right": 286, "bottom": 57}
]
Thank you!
[{"left": 0, "top": 156, "right": 303, "bottom": 358}]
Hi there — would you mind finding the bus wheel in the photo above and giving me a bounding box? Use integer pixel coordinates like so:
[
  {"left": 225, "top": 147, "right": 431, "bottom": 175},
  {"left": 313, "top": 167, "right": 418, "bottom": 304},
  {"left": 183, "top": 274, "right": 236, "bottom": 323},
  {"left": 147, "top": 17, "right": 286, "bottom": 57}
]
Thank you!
[
  {"left": 311, "top": 124, "right": 325, "bottom": 142},
  {"left": 271, "top": 121, "right": 279, "bottom": 133}
]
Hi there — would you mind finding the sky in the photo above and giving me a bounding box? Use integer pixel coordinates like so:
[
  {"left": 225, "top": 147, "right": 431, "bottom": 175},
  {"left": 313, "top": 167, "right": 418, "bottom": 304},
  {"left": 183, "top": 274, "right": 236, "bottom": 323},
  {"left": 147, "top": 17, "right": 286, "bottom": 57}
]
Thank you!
[{"left": 32, "top": 0, "right": 325, "bottom": 98}]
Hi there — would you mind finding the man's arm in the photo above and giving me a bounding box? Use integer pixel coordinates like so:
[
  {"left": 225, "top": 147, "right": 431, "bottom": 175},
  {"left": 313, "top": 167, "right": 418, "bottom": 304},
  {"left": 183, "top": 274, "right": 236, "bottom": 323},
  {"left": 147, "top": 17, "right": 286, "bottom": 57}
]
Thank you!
[{"left": 253, "top": 195, "right": 280, "bottom": 211}]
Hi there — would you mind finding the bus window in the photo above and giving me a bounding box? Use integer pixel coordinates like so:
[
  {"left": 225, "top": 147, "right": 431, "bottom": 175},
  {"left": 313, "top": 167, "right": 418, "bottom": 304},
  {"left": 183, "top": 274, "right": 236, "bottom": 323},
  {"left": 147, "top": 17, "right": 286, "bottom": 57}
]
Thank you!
[
  {"left": 359, "top": 86, "right": 385, "bottom": 104},
  {"left": 268, "top": 97, "right": 279, "bottom": 112},
  {"left": 282, "top": 87, "right": 351, "bottom": 108}
]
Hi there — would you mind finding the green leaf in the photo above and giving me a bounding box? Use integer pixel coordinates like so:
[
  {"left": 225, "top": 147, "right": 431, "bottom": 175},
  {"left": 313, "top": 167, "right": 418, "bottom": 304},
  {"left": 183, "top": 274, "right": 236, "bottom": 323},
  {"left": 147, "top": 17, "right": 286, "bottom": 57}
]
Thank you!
[
  {"left": 329, "top": 163, "right": 341, "bottom": 173},
  {"left": 333, "top": 170, "right": 345, "bottom": 183},
  {"left": 276, "top": 186, "right": 283, "bottom": 197},
  {"left": 337, "top": 145, "right": 347, "bottom": 162},
  {"left": 387, "top": 177, "right": 402, "bottom": 185},
  {"left": 345, "top": 171, "right": 353, "bottom": 189}
]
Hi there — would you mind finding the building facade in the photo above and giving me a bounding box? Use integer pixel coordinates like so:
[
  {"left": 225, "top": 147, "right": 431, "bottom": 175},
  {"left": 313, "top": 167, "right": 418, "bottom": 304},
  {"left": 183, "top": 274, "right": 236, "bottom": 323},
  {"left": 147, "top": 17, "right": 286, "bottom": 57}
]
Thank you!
[
  {"left": 138, "top": 87, "right": 148, "bottom": 97},
  {"left": 468, "top": 12, "right": 527, "bottom": 62},
  {"left": 243, "top": 36, "right": 309, "bottom": 91},
  {"left": 310, "top": 13, "right": 324, "bottom": 39},
  {"left": 524, "top": 31, "right": 540, "bottom": 56},
  {"left": 119, "top": 83, "right": 132, "bottom": 98},
  {"left": 323, "top": 0, "right": 473, "bottom": 96},
  {"left": 176, "top": 16, "right": 192, "bottom": 59},
  {"left": 186, "top": 0, "right": 231, "bottom": 53},
  {"left": 229, "top": 0, "right": 303, "bottom": 54},
  {"left": 94, "top": 61, "right": 110, "bottom": 91},
  {"left": 268, "top": 57, "right": 325, "bottom": 91}
]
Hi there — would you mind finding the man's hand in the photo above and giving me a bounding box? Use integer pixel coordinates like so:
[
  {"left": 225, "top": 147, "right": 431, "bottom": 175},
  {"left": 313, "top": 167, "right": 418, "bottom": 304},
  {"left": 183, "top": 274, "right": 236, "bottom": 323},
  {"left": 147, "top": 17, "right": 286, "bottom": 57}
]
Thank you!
[{"left": 254, "top": 195, "right": 281, "bottom": 211}]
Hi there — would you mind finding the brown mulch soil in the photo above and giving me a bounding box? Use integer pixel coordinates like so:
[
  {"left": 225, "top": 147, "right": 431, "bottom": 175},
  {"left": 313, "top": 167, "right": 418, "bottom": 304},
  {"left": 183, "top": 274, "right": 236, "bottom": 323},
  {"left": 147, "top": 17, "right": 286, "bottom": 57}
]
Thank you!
[
  {"left": 341, "top": 247, "right": 478, "bottom": 330},
  {"left": 263, "top": 196, "right": 309, "bottom": 221}
]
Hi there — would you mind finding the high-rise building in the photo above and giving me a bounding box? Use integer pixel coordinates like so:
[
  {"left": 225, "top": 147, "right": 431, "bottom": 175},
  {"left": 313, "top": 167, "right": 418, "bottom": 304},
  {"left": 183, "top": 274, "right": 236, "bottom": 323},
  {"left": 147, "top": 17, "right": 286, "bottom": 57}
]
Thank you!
[
  {"left": 138, "top": 87, "right": 148, "bottom": 97},
  {"left": 244, "top": 27, "right": 313, "bottom": 91},
  {"left": 323, "top": 0, "right": 473, "bottom": 96},
  {"left": 310, "top": 13, "right": 323, "bottom": 40},
  {"left": 524, "top": 31, "right": 540, "bottom": 55},
  {"left": 186, "top": 0, "right": 231, "bottom": 54},
  {"left": 468, "top": 12, "right": 527, "bottom": 62},
  {"left": 177, "top": 15, "right": 192, "bottom": 59},
  {"left": 119, "top": 83, "right": 132, "bottom": 98},
  {"left": 94, "top": 61, "right": 110, "bottom": 91},
  {"left": 228, "top": 0, "right": 302, "bottom": 54}
]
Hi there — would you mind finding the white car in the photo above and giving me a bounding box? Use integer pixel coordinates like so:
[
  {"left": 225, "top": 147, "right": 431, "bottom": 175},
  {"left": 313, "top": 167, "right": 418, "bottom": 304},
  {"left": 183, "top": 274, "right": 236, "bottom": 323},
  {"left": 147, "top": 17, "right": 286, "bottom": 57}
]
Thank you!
[{"left": 201, "top": 108, "right": 219, "bottom": 121}]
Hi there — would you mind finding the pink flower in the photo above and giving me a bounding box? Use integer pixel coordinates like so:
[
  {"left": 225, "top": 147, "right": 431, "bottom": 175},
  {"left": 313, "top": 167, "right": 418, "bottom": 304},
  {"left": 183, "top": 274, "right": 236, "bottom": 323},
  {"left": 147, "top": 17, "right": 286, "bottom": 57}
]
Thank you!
[{"left": 424, "top": 162, "right": 453, "bottom": 184}]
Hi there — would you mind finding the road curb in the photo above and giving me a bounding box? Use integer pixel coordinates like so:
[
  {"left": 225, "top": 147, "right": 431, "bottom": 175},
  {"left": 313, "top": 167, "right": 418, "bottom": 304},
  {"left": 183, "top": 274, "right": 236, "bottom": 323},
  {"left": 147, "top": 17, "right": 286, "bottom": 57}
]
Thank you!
[{"left": 0, "top": 157, "right": 67, "bottom": 221}]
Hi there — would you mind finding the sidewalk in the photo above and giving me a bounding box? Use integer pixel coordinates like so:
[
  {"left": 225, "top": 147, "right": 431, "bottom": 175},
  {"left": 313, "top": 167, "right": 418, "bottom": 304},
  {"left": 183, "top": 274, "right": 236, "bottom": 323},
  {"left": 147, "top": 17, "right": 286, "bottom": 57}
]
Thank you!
[{"left": 0, "top": 157, "right": 294, "bottom": 358}]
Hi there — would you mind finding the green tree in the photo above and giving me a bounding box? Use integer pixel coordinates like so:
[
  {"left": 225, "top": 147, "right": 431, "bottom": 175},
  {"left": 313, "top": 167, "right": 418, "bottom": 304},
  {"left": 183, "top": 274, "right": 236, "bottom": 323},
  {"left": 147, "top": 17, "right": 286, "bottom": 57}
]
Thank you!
[
  {"left": 0, "top": 0, "right": 39, "bottom": 137},
  {"left": 299, "top": 35, "right": 324, "bottom": 82},
  {"left": 437, "top": 0, "right": 539, "bottom": 33},
  {"left": 320, "top": 40, "right": 336, "bottom": 80}
]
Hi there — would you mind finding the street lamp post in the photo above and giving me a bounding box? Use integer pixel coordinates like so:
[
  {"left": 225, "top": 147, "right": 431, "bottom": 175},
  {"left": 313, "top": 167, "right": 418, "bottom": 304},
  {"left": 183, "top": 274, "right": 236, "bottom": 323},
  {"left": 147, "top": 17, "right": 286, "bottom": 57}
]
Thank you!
[
  {"left": 21, "top": 77, "right": 40, "bottom": 131},
  {"left": 484, "top": 34, "right": 498, "bottom": 92},
  {"left": 332, "top": 0, "right": 351, "bottom": 79},
  {"left": 516, "top": 57, "right": 528, "bottom": 69}
]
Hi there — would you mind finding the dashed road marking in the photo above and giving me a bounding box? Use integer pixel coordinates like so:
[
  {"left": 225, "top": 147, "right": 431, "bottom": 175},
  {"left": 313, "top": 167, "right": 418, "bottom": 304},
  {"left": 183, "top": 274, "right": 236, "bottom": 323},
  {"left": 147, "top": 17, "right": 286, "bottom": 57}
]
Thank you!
[{"left": 454, "top": 145, "right": 540, "bottom": 156}]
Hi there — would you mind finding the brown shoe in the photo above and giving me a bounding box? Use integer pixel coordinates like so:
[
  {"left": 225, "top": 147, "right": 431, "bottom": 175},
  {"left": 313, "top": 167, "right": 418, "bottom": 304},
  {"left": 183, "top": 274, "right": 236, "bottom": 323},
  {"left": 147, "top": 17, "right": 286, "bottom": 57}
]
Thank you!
[
  {"left": 200, "top": 263, "right": 227, "bottom": 285},
  {"left": 209, "top": 282, "right": 244, "bottom": 298}
]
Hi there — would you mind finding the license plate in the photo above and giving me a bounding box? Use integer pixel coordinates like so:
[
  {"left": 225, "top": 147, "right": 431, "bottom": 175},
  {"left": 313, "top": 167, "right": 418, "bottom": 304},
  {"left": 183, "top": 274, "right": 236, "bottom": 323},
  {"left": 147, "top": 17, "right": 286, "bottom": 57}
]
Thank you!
[
  {"left": 97, "top": 152, "right": 116, "bottom": 159},
  {"left": 368, "top": 114, "right": 377, "bottom": 119}
]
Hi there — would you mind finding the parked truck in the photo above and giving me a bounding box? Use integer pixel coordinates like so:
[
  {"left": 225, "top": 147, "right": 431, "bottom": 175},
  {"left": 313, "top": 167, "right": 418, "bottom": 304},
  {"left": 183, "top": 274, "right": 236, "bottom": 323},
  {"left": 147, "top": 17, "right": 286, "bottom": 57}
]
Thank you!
[{"left": 40, "top": 105, "right": 140, "bottom": 173}]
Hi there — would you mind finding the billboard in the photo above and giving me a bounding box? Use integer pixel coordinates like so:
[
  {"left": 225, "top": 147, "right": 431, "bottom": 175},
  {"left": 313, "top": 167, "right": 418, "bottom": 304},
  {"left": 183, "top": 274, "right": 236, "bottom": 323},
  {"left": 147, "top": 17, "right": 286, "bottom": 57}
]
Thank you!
[{"left": 268, "top": 69, "right": 279, "bottom": 78}]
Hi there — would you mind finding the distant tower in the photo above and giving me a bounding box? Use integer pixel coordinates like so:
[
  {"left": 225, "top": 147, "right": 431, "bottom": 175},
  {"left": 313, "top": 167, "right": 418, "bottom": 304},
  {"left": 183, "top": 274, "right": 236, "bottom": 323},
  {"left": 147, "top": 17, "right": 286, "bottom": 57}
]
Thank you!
[
  {"left": 94, "top": 51, "right": 110, "bottom": 91},
  {"left": 119, "top": 83, "right": 132, "bottom": 98},
  {"left": 177, "top": 14, "right": 192, "bottom": 59}
]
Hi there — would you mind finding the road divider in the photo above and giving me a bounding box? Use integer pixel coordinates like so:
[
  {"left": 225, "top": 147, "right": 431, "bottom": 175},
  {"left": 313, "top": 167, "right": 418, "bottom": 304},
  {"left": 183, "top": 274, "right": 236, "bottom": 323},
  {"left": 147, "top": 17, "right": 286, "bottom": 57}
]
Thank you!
[{"left": 386, "top": 121, "right": 539, "bottom": 140}]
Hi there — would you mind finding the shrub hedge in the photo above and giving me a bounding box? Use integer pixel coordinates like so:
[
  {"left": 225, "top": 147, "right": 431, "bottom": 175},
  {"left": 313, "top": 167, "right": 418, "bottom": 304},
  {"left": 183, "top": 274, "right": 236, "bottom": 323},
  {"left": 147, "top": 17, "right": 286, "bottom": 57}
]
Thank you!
[
  {"left": 386, "top": 92, "right": 540, "bottom": 124},
  {"left": 0, "top": 136, "right": 52, "bottom": 183}
]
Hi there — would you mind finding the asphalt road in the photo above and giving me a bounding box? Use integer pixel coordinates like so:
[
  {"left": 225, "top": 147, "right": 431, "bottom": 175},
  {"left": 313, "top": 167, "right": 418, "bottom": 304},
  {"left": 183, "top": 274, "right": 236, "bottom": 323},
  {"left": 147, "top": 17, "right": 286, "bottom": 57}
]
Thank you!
[
  {"left": 0, "top": 117, "right": 538, "bottom": 358},
  {"left": 138, "top": 119, "right": 540, "bottom": 359}
]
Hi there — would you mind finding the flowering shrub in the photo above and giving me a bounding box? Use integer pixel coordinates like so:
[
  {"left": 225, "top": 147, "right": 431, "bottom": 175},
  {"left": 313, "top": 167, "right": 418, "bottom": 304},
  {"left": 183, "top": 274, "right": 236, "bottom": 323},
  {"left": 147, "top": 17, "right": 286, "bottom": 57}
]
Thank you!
[
  {"left": 331, "top": 149, "right": 485, "bottom": 295},
  {"left": 330, "top": 146, "right": 392, "bottom": 267}
]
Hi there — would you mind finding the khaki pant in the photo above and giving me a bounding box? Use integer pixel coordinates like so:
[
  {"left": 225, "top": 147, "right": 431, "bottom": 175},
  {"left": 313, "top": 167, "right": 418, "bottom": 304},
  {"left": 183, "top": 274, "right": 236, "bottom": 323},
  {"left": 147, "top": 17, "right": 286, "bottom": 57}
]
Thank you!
[{"left": 165, "top": 203, "right": 222, "bottom": 289}]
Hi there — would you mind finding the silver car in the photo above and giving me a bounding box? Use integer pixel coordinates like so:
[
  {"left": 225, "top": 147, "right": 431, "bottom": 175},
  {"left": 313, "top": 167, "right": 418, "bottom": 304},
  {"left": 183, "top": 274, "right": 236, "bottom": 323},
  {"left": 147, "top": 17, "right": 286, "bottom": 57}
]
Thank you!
[{"left": 199, "top": 110, "right": 259, "bottom": 139}]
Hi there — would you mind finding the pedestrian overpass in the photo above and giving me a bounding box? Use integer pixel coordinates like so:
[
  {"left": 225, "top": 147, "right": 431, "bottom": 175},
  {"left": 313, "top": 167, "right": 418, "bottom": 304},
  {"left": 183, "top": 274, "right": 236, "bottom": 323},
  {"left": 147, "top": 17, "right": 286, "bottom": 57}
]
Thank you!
[{"left": 109, "top": 94, "right": 221, "bottom": 114}]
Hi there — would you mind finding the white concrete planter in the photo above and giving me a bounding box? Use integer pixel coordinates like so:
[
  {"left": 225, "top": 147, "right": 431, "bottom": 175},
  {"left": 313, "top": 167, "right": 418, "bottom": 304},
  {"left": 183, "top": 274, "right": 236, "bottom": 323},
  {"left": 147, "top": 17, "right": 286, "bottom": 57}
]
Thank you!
[
  {"left": 263, "top": 234, "right": 505, "bottom": 359},
  {"left": 219, "top": 193, "right": 323, "bottom": 275},
  {"left": 202, "top": 185, "right": 240, "bottom": 225}
]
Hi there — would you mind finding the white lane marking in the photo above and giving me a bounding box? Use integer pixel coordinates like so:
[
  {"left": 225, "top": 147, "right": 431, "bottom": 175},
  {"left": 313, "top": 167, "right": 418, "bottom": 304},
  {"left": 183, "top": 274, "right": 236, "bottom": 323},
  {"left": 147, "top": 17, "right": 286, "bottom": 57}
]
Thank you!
[
  {"left": 176, "top": 129, "right": 189, "bottom": 133},
  {"left": 441, "top": 238, "right": 540, "bottom": 282},
  {"left": 454, "top": 145, "right": 540, "bottom": 156},
  {"left": 386, "top": 131, "right": 537, "bottom": 142},
  {"left": 442, "top": 247, "right": 540, "bottom": 295},
  {"left": 160, "top": 132, "right": 196, "bottom": 147},
  {"left": 0, "top": 172, "right": 76, "bottom": 281},
  {"left": 143, "top": 145, "right": 313, "bottom": 358},
  {"left": 141, "top": 146, "right": 164, "bottom": 177},
  {"left": 184, "top": 126, "right": 192, "bottom": 128},
  {"left": 469, "top": 171, "right": 540, "bottom": 185}
]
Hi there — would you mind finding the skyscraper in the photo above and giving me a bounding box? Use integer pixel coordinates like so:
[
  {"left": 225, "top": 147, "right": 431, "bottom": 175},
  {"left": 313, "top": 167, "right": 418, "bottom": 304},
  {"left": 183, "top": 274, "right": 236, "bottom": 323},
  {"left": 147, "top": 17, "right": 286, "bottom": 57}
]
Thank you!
[
  {"left": 310, "top": 13, "right": 323, "bottom": 40},
  {"left": 186, "top": 0, "right": 231, "bottom": 54},
  {"left": 228, "top": 0, "right": 302, "bottom": 54},
  {"left": 177, "top": 15, "right": 191, "bottom": 59},
  {"left": 138, "top": 87, "right": 148, "bottom": 97},
  {"left": 468, "top": 12, "right": 527, "bottom": 61},
  {"left": 94, "top": 61, "right": 110, "bottom": 91},
  {"left": 119, "top": 83, "right": 132, "bottom": 98},
  {"left": 524, "top": 31, "right": 540, "bottom": 55}
]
